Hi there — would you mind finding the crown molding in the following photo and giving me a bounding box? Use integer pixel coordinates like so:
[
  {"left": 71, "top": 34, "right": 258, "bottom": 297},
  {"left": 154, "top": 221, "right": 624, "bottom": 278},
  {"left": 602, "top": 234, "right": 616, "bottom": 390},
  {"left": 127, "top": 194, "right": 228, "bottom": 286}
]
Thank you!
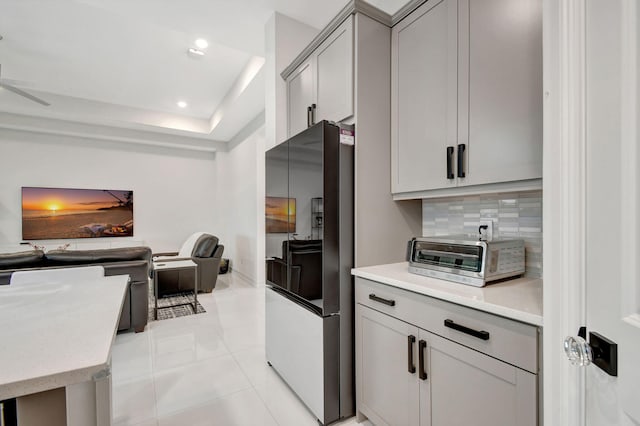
[
  {"left": 390, "top": 0, "right": 428, "bottom": 26},
  {"left": 280, "top": 0, "right": 392, "bottom": 80}
]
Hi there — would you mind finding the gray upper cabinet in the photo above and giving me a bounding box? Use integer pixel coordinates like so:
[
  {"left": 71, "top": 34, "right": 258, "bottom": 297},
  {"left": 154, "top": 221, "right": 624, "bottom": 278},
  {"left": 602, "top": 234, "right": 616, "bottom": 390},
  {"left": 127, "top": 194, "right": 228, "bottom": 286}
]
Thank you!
[
  {"left": 286, "top": 16, "right": 354, "bottom": 138},
  {"left": 287, "top": 59, "right": 314, "bottom": 138},
  {"left": 392, "top": 0, "right": 458, "bottom": 193},
  {"left": 316, "top": 16, "right": 354, "bottom": 125},
  {"left": 460, "top": 0, "right": 543, "bottom": 187},
  {"left": 392, "top": 0, "right": 542, "bottom": 197}
]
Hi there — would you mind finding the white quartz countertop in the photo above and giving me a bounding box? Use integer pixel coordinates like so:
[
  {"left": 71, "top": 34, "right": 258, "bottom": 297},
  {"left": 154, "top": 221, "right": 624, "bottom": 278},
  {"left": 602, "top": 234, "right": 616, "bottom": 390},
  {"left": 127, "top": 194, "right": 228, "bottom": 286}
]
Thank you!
[
  {"left": 352, "top": 262, "right": 542, "bottom": 326},
  {"left": 0, "top": 275, "right": 128, "bottom": 399}
]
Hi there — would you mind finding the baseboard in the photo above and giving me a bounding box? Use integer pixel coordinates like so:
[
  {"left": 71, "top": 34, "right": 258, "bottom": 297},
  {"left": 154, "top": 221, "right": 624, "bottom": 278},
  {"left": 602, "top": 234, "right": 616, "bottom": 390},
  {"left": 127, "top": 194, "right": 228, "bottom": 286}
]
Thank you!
[{"left": 228, "top": 268, "right": 257, "bottom": 286}]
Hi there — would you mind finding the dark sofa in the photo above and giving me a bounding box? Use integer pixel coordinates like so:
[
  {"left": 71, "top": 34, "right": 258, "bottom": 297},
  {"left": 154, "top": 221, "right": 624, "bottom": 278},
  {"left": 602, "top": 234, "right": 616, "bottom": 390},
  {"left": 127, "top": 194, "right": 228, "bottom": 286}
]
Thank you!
[{"left": 0, "top": 246, "right": 152, "bottom": 333}]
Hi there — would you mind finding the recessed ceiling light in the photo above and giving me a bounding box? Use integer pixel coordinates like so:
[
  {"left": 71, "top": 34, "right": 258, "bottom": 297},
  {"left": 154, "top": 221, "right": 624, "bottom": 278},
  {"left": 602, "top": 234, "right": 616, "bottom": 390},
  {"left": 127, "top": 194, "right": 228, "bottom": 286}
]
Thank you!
[
  {"left": 177, "top": 101, "right": 188, "bottom": 108},
  {"left": 188, "top": 48, "right": 205, "bottom": 57},
  {"left": 195, "top": 39, "right": 208, "bottom": 49}
]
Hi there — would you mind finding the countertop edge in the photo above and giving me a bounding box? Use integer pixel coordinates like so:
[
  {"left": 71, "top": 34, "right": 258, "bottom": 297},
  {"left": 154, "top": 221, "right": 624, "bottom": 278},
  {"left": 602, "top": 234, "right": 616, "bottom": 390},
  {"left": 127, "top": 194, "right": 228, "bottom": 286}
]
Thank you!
[
  {"left": 352, "top": 267, "right": 543, "bottom": 327},
  {"left": 0, "top": 364, "right": 107, "bottom": 400},
  {"left": 0, "top": 276, "right": 129, "bottom": 400}
]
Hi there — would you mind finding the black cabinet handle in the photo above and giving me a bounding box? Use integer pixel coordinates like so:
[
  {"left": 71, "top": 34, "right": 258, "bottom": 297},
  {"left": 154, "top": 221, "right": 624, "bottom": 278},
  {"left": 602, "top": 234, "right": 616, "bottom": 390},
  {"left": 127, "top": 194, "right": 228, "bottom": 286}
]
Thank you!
[
  {"left": 446, "top": 146, "right": 455, "bottom": 179},
  {"left": 457, "top": 144, "right": 466, "bottom": 178},
  {"left": 307, "top": 106, "right": 313, "bottom": 128},
  {"left": 311, "top": 103, "right": 317, "bottom": 125},
  {"left": 444, "top": 319, "right": 490, "bottom": 341},
  {"left": 408, "top": 335, "right": 416, "bottom": 374},
  {"left": 418, "top": 339, "right": 428, "bottom": 380},
  {"left": 369, "top": 294, "right": 396, "bottom": 306}
]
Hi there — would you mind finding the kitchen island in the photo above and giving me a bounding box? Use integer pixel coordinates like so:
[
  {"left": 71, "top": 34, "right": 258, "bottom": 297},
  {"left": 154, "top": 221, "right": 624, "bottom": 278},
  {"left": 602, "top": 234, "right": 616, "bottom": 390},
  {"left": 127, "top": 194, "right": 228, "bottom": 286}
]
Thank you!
[{"left": 0, "top": 275, "right": 129, "bottom": 425}]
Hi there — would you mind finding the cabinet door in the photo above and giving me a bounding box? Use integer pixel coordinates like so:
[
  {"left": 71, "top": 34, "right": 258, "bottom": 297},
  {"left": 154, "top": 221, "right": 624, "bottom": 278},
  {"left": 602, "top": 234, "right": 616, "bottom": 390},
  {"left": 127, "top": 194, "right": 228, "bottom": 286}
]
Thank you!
[
  {"left": 315, "top": 16, "right": 353, "bottom": 124},
  {"left": 420, "top": 330, "right": 537, "bottom": 426},
  {"left": 287, "top": 59, "right": 315, "bottom": 138},
  {"left": 458, "top": 0, "right": 542, "bottom": 186},
  {"left": 392, "top": 0, "right": 458, "bottom": 194},
  {"left": 356, "top": 304, "right": 420, "bottom": 426}
]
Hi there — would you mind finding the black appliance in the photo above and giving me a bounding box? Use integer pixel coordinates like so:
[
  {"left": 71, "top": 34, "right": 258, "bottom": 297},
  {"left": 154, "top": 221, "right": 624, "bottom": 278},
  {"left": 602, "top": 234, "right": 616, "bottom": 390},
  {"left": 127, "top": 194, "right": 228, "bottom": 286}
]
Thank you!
[{"left": 265, "top": 121, "right": 354, "bottom": 425}]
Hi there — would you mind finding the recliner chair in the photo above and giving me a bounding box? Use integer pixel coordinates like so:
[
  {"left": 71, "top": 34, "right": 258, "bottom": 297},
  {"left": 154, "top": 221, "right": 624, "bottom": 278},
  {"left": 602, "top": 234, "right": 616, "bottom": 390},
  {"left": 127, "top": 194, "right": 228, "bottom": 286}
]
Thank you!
[{"left": 153, "top": 232, "right": 224, "bottom": 295}]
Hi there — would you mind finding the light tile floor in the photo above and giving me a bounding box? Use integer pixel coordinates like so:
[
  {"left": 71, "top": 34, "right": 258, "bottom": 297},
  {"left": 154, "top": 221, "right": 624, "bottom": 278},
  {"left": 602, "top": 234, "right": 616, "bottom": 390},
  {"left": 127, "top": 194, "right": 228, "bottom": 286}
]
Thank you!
[{"left": 112, "top": 273, "right": 371, "bottom": 426}]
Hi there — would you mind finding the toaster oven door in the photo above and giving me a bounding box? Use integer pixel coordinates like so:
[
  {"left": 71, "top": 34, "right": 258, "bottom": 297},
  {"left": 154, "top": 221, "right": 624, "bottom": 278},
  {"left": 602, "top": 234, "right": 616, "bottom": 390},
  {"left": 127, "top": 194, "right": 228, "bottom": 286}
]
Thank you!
[{"left": 412, "top": 241, "right": 484, "bottom": 273}]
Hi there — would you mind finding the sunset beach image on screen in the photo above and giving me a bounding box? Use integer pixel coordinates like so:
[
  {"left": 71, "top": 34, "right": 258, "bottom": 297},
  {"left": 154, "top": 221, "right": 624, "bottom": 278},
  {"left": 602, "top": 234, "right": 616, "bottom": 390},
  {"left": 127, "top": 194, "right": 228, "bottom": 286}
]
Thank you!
[
  {"left": 22, "top": 187, "right": 134, "bottom": 240},
  {"left": 265, "top": 197, "right": 296, "bottom": 233}
]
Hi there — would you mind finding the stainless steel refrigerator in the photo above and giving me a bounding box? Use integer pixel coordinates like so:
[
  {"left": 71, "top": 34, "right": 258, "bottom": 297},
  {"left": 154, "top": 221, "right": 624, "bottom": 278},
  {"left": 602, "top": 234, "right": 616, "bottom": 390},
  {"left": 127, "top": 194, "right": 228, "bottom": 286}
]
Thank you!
[{"left": 265, "top": 121, "right": 354, "bottom": 425}]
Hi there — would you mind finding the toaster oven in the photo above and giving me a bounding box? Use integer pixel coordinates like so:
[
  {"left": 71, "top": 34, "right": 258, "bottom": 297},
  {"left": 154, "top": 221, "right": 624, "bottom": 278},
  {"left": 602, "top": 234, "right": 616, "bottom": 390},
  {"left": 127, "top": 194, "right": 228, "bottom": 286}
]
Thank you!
[{"left": 407, "top": 236, "right": 525, "bottom": 287}]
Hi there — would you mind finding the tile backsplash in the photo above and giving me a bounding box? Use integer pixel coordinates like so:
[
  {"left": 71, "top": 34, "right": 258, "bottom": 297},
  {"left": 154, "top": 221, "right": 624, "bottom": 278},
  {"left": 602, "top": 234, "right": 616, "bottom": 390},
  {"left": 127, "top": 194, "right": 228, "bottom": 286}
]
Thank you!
[{"left": 422, "top": 190, "right": 542, "bottom": 277}]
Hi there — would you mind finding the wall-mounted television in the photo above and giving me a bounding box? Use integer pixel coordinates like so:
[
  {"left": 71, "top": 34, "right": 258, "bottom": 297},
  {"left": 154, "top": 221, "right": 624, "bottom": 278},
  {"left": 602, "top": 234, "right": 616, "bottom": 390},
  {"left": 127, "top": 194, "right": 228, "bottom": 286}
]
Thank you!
[
  {"left": 265, "top": 197, "right": 296, "bottom": 233},
  {"left": 22, "top": 187, "right": 134, "bottom": 240}
]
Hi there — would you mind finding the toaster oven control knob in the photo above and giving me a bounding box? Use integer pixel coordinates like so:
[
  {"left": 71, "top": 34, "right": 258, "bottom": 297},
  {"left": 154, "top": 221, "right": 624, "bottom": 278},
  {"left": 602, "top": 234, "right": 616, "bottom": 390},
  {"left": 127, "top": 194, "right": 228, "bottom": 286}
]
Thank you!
[{"left": 563, "top": 335, "right": 593, "bottom": 366}]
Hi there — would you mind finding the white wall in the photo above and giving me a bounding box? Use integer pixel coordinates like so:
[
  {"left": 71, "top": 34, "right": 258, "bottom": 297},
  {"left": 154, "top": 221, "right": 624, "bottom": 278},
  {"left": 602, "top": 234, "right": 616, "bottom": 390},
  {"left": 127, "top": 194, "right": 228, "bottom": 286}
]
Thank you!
[
  {"left": 354, "top": 14, "right": 423, "bottom": 267},
  {"left": 260, "top": 13, "right": 319, "bottom": 279},
  {"left": 215, "top": 123, "right": 265, "bottom": 284},
  {"left": 0, "top": 128, "right": 218, "bottom": 252}
]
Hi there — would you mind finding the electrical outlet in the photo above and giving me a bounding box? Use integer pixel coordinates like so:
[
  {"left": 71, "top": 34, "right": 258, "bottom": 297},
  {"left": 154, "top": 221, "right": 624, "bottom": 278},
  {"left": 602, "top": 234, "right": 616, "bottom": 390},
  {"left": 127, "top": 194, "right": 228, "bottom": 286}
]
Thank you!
[{"left": 479, "top": 220, "right": 494, "bottom": 241}]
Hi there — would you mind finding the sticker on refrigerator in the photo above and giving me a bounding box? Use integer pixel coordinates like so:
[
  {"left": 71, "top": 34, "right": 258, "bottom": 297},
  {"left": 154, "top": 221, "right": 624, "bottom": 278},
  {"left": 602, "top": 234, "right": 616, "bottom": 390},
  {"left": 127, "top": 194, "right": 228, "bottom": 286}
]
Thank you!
[{"left": 340, "top": 128, "right": 355, "bottom": 145}]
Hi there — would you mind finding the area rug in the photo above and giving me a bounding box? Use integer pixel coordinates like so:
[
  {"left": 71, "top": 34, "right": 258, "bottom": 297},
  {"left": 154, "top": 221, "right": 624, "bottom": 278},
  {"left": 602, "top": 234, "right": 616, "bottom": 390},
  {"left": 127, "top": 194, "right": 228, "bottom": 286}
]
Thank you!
[{"left": 148, "top": 290, "right": 206, "bottom": 321}]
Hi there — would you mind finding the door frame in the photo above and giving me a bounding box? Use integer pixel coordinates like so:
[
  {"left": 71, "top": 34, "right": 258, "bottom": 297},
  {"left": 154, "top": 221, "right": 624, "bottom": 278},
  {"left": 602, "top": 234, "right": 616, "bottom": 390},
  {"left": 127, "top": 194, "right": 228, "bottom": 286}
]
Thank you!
[
  {"left": 542, "top": 0, "right": 587, "bottom": 424},
  {"left": 544, "top": 0, "right": 639, "bottom": 424},
  {"left": 618, "top": 0, "right": 640, "bottom": 419},
  {"left": 619, "top": 0, "right": 639, "bottom": 330}
]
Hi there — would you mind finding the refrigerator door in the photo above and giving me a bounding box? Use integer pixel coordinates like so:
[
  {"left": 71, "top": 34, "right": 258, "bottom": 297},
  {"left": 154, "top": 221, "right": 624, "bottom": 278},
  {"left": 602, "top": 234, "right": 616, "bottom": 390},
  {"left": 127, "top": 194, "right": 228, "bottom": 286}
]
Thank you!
[
  {"left": 264, "top": 120, "right": 354, "bottom": 423},
  {"left": 265, "top": 286, "right": 340, "bottom": 424},
  {"left": 265, "top": 121, "right": 343, "bottom": 316}
]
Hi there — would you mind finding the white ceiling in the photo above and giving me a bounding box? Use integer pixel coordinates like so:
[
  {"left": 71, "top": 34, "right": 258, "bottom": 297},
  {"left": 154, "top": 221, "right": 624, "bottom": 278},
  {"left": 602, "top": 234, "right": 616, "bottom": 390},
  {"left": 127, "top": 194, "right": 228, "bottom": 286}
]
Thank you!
[{"left": 0, "top": 0, "right": 409, "bottom": 145}]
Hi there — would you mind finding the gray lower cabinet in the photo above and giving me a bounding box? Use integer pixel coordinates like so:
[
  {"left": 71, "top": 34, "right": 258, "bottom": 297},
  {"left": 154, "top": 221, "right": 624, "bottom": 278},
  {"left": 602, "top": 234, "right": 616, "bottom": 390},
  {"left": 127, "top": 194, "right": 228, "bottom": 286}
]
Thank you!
[
  {"left": 423, "top": 329, "right": 537, "bottom": 426},
  {"left": 357, "top": 304, "right": 420, "bottom": 426},
  {"left": 355, "top": 277, "right": 538, "bottom": 426}
]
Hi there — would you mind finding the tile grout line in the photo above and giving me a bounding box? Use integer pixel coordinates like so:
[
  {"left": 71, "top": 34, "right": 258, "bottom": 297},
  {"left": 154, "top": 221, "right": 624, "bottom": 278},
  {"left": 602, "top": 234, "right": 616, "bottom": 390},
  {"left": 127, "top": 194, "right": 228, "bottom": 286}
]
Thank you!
[
  {"left": 112, "top": 274, "right": 286, "bottom": 425},
  {"left": 229, "top": 349, "right": 281, "bottom": 426}
]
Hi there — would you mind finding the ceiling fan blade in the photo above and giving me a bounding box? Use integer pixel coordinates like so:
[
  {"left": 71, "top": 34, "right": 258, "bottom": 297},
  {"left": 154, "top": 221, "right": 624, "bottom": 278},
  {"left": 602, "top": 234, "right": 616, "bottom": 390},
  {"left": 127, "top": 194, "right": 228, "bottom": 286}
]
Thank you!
[{"left": 0, "top": 82, "right": 50, "bottom": 106}]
